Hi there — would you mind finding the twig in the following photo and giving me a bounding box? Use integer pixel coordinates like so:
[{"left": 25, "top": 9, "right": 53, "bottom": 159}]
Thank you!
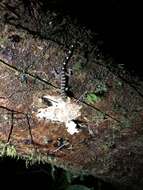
[
  {"left": 0, "top": 59, "right": 58, "bottom": 89},
  {"left": 25, "top": 113, "right": 35, "bottom": 146},
  {"left": 53, "top": 142, "right": 70, "bottom": 153},
  {"left": 74, "top": 95, "right": 121, "bottom": 124},
  {"left": 7, "top": 110, "right": 14, "bottom": 143},
  {"left": 0, "top": 105, "right": 24, "bottom": 114}
]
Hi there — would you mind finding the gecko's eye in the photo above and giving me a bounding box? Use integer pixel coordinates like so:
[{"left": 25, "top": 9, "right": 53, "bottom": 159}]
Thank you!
[{"left": 41, "top": 97, "right": 53, "bottom": 106}]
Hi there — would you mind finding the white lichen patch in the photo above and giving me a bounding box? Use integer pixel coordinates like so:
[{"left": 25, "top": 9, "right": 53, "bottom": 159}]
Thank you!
[
  {"left": 66, "top": 120, "right": 79, "bottom": 135},
  {"left": 36, "top": 95, "right": 82, "bottom": 135}
]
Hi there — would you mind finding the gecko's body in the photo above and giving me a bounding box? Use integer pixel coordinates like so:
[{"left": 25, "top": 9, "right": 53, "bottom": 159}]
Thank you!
[{"left": 60, "top": 44, "right": 74, "bottom": 99}]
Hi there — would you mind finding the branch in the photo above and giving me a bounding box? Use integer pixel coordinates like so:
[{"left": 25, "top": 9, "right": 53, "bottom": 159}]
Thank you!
[{"left": 0, "top": 59, "right": 58, "bottom": 89}]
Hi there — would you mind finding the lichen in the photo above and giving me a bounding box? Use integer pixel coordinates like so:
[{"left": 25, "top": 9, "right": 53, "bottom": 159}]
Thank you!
[{"left": 35, "top": 95, "right": 82, "bottom": 135}]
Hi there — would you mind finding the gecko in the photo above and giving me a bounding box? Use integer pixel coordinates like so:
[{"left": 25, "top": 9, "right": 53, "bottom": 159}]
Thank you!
[
  {"left": 60, "top": 44, "right": 74, "bottom": 99},
  {"left": 52, "top": 44, "right": 74, "bottom": 100}
]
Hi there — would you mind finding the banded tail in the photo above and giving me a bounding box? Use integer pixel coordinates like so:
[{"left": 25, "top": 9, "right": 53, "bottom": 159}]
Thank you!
[{"left": 60, "top": 44, "right": 74, "bottom": 99}]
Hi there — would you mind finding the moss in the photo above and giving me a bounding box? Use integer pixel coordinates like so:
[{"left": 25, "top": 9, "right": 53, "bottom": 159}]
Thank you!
[
  {"left": 0, "top": 36, "right": 7, "bottom": 45},
  {"left": 85, "top": 93, "right": 101, "bottom": 104},
  {"left": 24, "top": 149, "right": 56, "bottom": 168},
  {"left": 73, "top": 63, "right": 83, "bottom": 71},
  {"left": 6, "top": 145, "right": 17, "bottom": 157},
  {"left": 0, "top": 142, "right": 17, "bottom": 158}
]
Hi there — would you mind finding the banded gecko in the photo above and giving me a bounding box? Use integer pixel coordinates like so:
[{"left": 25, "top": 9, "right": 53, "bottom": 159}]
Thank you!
[{"left": 60, "top": 44, "right": 74, "bottom": 99}]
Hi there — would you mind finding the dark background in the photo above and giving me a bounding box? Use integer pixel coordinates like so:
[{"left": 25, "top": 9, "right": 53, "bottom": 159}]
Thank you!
[
  {"left": 45, "top": 0, "right": 142, "bottom": 76},
  {"left": 0, "top": 157, "right": 118, "bottom": 190}
]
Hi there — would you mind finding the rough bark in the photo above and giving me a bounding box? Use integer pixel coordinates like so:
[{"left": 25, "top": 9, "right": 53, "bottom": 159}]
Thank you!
[{"left": 0, "top": 1, "right": 143, "bottom": 189}]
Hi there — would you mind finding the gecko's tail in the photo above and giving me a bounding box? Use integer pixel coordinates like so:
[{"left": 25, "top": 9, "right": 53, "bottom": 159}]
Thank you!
[{"left": 60, "top": 44, "right": 74, "bottom": 100}]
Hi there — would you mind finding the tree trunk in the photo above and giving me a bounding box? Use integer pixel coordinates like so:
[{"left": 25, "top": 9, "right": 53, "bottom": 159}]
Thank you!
[{"left": 0, "top": 1, "right": 143, "bottom": 189}]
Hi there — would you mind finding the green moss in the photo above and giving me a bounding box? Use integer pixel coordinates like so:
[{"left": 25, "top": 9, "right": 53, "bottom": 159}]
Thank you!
[
  {"left": 0, "top": 142, "right": 17, "bottom": 158},
  {"left": 73, "top": 63, "right": 84, "bottom": 72},
  {"left": 25, "top": 149, "right": 52, "bottom": 167},
  {"left": 85, "top": 93, "right": 101, "bottom": 104},
  {"left": 0, "top": 36, "right": 7, "bottom": 45},
  {"left": 6, "top": 145, "right": 17, "bottom": 157},
  {"left": 25, "top": 149, "right": 39, "bottom": 167}
]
